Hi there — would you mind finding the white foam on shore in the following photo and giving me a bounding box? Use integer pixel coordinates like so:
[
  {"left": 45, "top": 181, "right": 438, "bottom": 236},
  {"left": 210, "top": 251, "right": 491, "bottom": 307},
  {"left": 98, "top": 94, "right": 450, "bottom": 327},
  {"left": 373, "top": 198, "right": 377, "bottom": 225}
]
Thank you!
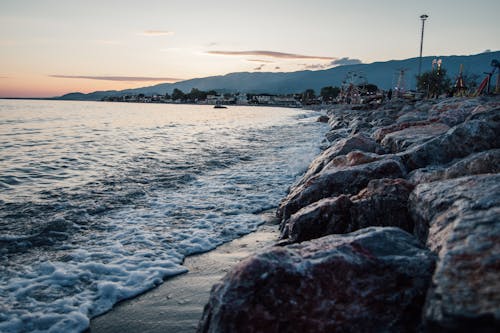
[{"left": 0, "top": 106, "right": 327, "bottom": 333}]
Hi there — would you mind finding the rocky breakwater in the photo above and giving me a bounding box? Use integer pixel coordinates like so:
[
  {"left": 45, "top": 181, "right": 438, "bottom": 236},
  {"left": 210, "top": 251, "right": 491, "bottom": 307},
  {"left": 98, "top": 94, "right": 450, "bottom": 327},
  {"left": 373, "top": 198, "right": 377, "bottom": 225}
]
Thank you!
[{"left": 198, "top": 96, "right": 500, "bottom": 333}]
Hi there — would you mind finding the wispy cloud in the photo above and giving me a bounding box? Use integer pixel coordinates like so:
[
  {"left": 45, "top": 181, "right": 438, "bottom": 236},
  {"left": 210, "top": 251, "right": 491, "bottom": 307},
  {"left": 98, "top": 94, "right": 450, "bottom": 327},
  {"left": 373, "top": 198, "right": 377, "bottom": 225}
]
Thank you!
[
  {"left": 302, "top": 57, "right": 363, "bottom": 70},
  {"left": 247, "top": 59, "right": 275, "bottom": 63},
  {"left": 138, "top": 30, "right": 175, "bottom": 36},
  {"left": 207, "top": 50, "right": 335, "bottom": 60},
  {"left": 50, "top": 75, "right": 182, "bottom": 82}
]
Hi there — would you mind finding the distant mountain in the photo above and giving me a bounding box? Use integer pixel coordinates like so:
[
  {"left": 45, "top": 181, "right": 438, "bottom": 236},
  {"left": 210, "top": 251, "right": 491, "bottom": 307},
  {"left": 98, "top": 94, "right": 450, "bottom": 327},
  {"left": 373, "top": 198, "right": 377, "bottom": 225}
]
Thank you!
[{"left": 58, "top": 51, "right": 499, "bottom": 100}]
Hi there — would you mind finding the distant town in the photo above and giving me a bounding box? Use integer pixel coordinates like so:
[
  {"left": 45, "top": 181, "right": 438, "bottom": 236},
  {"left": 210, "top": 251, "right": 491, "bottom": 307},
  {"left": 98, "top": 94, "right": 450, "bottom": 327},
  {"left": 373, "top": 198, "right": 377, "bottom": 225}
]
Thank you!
[{"left": 101, "top": 85, "right": 382, "bottom": 107}]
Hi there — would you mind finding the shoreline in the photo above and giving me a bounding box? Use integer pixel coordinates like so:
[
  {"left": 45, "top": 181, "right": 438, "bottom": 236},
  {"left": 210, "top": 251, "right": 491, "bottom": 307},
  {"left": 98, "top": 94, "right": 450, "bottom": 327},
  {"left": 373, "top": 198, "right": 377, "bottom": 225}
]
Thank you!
[{"left": 89, "top": 211, "right": 280, "bottom": 333}]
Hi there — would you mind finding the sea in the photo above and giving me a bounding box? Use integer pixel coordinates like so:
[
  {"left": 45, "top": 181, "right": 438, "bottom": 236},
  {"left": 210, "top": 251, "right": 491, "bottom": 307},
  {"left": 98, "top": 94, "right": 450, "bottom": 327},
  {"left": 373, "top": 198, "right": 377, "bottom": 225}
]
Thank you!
[{"left": 0, "top": 99, "right": 327, "bottom": 332}]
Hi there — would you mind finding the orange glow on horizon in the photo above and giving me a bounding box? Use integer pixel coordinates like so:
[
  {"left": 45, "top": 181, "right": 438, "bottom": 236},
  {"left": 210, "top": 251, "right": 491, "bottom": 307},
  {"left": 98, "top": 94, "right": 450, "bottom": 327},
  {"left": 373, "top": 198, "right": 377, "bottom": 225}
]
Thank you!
[{"left": 0, "top": 76, "right": 182, "bottom": 98}]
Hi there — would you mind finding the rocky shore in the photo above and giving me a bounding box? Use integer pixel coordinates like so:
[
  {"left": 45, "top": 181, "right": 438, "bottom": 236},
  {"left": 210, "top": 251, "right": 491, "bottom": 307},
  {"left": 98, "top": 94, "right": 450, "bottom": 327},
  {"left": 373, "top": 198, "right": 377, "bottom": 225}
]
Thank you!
[{"left": 197, "top": 96, "right": 500, "bottom": 332}]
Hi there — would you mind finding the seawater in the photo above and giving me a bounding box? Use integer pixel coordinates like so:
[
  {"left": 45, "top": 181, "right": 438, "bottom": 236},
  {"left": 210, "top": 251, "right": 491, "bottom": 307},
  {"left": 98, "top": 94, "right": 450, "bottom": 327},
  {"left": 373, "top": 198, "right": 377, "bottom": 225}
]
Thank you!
[{"left": 0, "top": 100, "right": 327, "bottom": 332}]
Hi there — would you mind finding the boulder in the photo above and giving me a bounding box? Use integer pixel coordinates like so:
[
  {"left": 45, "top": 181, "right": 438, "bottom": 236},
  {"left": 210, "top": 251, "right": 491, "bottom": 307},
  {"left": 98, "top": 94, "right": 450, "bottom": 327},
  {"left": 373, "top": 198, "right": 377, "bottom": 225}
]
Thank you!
[
  {"left": 198, "top": 227, "right": 436, "bottom": 333},
  {"left": 398, "top": 110, "right": 500, "bottom": 171},
  {"left": 293, "top": 134, "right": 384, "bottom": 188},
  {"left": 372, "top": 119, "right": 439, "bottom": 142},
  {"left": 409, "top": 174, "right": 500, "bottom": 331},
  {"left": 380, "top": 123, "right": 450, "bottom": 153},
  {"left": 349, "top": 178, "right": 415, "bottom": 233},
  {"left": 316, "top": 115, "right": 329, "bottom": 123},
  {"left": 282, "top": 178, "right": 415, "bottom": 243},
  {"left": 408, "top": 149, "right": 500, "bottom": 184},
  {"left": 280, "top": 195, "right": 353, "bottom": 243},
  {"left": 277, "top": 157, "right": 406, "bottom": 221}
]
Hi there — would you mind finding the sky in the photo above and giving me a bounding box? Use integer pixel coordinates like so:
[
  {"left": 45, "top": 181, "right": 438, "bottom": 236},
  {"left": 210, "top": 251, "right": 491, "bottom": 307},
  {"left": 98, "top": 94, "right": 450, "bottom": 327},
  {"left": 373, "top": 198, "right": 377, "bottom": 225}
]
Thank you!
[{"left": 1, "top": 0, "right": 499, "bottom": 98}]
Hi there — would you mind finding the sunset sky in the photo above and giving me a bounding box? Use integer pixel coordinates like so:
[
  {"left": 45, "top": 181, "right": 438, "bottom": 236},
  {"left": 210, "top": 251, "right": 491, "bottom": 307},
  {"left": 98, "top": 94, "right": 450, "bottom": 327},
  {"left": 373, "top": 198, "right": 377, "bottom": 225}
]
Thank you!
[{"left": 1, "top": 0, "right": 499, "bottom": 98}]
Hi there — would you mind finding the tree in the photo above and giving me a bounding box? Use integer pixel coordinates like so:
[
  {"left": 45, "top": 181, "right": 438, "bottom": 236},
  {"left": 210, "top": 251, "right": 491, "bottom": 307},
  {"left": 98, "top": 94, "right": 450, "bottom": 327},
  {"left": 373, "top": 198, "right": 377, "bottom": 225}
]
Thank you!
[
  {"left": 172, "top": 88, "right": 186, "bottom": 101},
  {"left": 187, "top": 88, "right": 207, "bottom": 102},
  {"left": 301, "top": 89, "right": 316, "bottom": 104},
  {"left": 358, "top": 83, "right": 378, "bottom": 94},
  {"left": 417, "top": 68, "right": 452, "bottom": 98},
  {"left": 320, "top": 86, "right": 340, "bottom": 101}
]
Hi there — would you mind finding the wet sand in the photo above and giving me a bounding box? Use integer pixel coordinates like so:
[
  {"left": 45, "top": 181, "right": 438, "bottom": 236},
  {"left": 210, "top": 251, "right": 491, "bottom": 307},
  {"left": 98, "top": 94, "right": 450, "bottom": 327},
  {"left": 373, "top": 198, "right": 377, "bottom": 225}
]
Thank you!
[{"left": 89, "top": 211, "right": 279, "bottom": 333}]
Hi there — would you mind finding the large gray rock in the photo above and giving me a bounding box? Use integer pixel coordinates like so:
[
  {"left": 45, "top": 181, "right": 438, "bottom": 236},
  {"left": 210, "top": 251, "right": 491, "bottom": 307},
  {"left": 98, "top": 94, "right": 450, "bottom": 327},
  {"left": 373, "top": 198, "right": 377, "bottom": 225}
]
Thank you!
[
  {"left": 398, "top": 110, "right": 500, "bottom": 171},
  {"left": 409, "top": 174, "right": 500, "bottom": 331},
  {"left": 282, "top": 178, "right": 415, "bottom": 243},
  {"left": 296, "top": 134, "right": 384, "bottom": 187},
  {"left": 380, "top": 123, "right": 450, "bottom": 153},
  {"left": 408, "top": 149, "right": 500, "bottom": 184},
  {"left": 277, "top": 157, "right": 406, "bottom": 221},
  {"left": 198, "top": 227, "right": 436, "bottom": 333}
]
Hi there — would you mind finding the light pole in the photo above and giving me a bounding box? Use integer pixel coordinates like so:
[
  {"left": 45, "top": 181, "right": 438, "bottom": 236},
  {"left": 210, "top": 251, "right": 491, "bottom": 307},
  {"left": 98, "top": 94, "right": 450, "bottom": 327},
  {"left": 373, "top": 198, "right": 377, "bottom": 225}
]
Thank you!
[{"left": 418, "top": 14, "right": 429, "bottom": 79}]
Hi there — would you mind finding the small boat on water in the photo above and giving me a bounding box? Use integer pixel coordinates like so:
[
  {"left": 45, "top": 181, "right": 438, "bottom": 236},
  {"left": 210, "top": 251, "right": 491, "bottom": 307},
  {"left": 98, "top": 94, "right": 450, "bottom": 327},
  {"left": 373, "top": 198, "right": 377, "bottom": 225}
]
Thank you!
[{"left": 214, "top": 101, "right": 227, "bottom": 109}]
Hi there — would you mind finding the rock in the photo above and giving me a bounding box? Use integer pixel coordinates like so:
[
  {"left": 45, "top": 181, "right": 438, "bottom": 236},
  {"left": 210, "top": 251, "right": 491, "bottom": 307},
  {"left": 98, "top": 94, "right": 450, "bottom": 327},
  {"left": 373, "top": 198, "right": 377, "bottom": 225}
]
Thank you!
[
  {"left": 380, "top": 123, "right": 450, "bottom": 153},
  {"left": 277, "top": 157, "right": 406, "bottom": 221},
  {"left": 349, "top": 178, "right": 415, "bottom": 233},
  {"left": 408, "top": 149, "right": 500, "bottom": 184},
  {"left": 372, "top": 119, "right": 439, "bottom": 142},
  {"left": 316, "top": 115, "right": 329, "bottom": 123},
  {"left": 294, "top": 134, "right": 384, "bottom": 188},
  {"left": 282, "top": 178, "right": 415, "bottom": 243},
  {"left": 398, "top": 111, "right": 500, "bottom": 171},
  {"left": 281, "top": 195, "right": 353, "bottom": 243},
  {"left": 198, "top": 227, "right": 436, "bottom": 333},
  {"left": 409, "top": 174, "right": 500, "bottom": 331}
]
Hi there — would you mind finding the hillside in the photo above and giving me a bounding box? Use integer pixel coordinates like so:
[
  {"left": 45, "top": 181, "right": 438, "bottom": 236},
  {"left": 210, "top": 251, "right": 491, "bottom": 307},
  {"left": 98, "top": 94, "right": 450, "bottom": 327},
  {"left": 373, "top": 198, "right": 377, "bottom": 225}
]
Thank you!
[{"left": 58, "top": 51, "right": 499, "bottom": 100}]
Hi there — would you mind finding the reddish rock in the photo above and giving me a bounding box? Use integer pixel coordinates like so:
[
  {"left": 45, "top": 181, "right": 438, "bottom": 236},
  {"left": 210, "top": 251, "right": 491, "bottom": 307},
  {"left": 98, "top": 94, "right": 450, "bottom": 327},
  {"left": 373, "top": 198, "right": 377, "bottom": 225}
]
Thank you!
[
  {"left": 277, "top": 158, "right": 406, "bottom": 221},
  {"left": 398, "top": 111, "right": 500, "bottom": 171},
  {"left": 281, "top": 195, "right": 352, "bottom": 243},
  {"left": 409, "top": 174, "right": 500, "bottom": 331},
  {"left": 408, "top": 149, "right": 500, "bottom": 184},
  {"left": 380, "top": 123, "right": 450, "bottom": 153},
  {"left": 349, "top": 178, "right": 415, "bottom": 232},
  {"left": 282, "top": 178, "right": 415, "bottom": 243},
  {"left": 372, "top": 119, "right": 439, "bottom": 142},
  {"left": 316, "top": 115, "right": 329, "bottom": 123},
  {"left": 198, "top": 227, "right": 436, "bottom": 333},
  {"left": 294, "top": 134, "right": 384, "bottom": 189}
]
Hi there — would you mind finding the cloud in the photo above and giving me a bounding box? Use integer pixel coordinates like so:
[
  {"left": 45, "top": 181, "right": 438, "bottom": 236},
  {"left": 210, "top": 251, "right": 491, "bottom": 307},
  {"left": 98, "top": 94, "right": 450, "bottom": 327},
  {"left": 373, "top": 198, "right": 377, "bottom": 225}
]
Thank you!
[
  {"left": 330, "top": 57, "right": 363, "bottom": 66},
  {"left": 138, "top": 30, "right": 175, "bottom": 36},
  {"left": 303, "top": 63, "right": 332, "bottom": 70},
  {"left": 207, "top": 50, "right": 334, "bottom": 60},
  {"left": 302, "top": 57, "right": 363, "bottom": 70},
  {"left": 50, "top": 75, "right": 182, "bottom": 82},
  {"left": 247, "top": 59, "right": 275, "bottom": 63}
]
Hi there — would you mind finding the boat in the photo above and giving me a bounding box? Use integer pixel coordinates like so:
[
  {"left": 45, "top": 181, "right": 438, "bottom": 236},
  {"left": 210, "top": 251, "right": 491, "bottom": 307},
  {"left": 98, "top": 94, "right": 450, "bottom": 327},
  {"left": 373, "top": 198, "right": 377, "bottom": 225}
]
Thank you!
[{"left": 214, "top": 101, "right": 227, "bottom": 109}]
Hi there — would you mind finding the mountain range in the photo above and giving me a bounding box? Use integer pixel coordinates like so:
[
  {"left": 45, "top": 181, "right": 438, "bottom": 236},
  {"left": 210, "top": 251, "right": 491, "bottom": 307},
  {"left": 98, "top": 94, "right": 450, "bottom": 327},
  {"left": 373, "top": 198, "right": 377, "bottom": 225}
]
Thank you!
[{"left": 58, "top": 51, "right": 499, "bottom": 100}]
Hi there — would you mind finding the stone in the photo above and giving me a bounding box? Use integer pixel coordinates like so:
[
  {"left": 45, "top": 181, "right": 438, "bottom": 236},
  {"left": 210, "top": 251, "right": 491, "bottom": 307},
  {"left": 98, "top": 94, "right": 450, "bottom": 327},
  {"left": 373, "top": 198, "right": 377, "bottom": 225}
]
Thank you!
[
  {"left": 281, "top": 178, "right": 415, "bottom": 243},
  {"left": 408, "top": 149, "right": 500, "bottom": 184},
  {"left": 380, "top": 122, "right": 450, "bottom": 153},
  {"left": 409, "top": 174, "right": 500, "bottom": 331},
  {"left": 349, "top": 178, "right": 415, "bottom": 233},
  {"left": 277, "top": 158, "right": 406, "bottom": 221},
  {"left": 316, "top": 115, "right": 329, "bottom": 123},
  {"left": 293, "top": 134, "right": 384, "bottom": 189},
  {"left": 372, "top": 119, "right": 439, "bottom": 142},
  {"left": 198, "top": 227, "right": 436, "bottom": 333},
  {"left": 398, "top": 112, "right": 500, "bottom": 171},
  {"left": 280, "top": 195, "right": 352, "bottom": 243}
]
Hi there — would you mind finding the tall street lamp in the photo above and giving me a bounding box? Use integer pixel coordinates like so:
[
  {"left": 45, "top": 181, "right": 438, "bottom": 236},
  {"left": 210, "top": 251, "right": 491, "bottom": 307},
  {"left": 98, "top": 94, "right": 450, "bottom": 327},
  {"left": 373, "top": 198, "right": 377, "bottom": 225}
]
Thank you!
[{"left": 418, "top": 14, "right": 429, "bottom": 79}]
